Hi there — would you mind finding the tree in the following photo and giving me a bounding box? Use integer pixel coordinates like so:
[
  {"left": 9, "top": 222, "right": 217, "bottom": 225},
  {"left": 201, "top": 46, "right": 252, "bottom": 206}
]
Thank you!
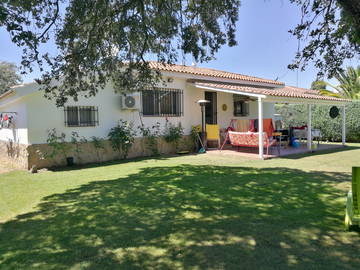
[
  {"left": 311, "top": 80, "right": 327, "bottom": 91},
  {"left": 316, "top": 66, "right": 360, "bottom": 99},
  {"left": 0, "top": 0, "right": 240, "bottom": 106},
  {"left": 1, "top": 1, "right": 358, "bottom": 105},
  {"left": 289, "top": 0, "right": 360, "bottom": 78},
  {"left": 0, "top": 61, "right": 22, "bottom": 94}
]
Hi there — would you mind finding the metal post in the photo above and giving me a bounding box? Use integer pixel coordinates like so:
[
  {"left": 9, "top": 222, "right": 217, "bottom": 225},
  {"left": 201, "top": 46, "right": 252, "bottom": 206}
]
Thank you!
[
  {"left": 258, "top": 97, "right": 264, "bottom": 159},
  {"left": 307, "top": 104, "right": 312, "bottom": 151},
  {"left": 342, "top": 105, "right": 346, "bottom": 146},
  {"left": 201, "top": 104, "right": 205, "bottom": 134},
  {"left": 201, "top": 104, "right": 206, "bottom": 148}
]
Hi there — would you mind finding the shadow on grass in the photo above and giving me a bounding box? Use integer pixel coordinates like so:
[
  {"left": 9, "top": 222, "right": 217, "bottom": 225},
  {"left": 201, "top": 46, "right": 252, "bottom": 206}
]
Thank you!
[
  {"left": 48, "top": 155, "right": 173, "bottom": 172},
  {"left": 0, "top": 165, "right": 359, "bottom": 269}
]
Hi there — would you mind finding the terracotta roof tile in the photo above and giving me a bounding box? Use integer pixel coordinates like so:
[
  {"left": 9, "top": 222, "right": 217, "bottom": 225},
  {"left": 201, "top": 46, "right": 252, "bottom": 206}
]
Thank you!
[
  {"left": 148, "top": 62, "right": 284, "bottom": 86},
  {"left": 194, "top": 82, "right": 350, "bottom": 102}
]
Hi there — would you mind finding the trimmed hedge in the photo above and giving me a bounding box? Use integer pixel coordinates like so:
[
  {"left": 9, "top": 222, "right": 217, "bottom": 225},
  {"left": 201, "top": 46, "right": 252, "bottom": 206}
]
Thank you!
[{"left": 275, "top": 101, "right": 360, "bottom": 142}]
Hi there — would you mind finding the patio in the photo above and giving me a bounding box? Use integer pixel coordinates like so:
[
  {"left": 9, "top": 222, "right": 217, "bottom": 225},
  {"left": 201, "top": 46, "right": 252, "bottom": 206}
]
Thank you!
[
  {"left": 207, "top": 142, "right": 345, "bottom": 159},
  {"left": 194, "top": 82, "right": 351, "bottom": 159}
]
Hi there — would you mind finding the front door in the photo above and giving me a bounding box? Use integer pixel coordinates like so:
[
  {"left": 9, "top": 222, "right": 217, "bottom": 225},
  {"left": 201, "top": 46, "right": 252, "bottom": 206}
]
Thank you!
[{"left": 205, "top": 91, "right": 217, "bottom": 124}]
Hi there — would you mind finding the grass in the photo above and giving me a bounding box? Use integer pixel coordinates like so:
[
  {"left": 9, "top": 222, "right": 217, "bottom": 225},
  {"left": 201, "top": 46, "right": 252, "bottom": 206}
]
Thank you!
[{"left": 1, "top": 145, "right": 360, "bottom": 269}]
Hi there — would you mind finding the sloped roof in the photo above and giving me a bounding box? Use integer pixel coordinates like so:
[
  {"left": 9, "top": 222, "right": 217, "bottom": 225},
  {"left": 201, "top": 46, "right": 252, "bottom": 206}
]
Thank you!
[
  {"left": 194, "top": 82, "right": 350, "bottom": 102},
  {"left": 148, "top": 62, "right": 284, "bottom": 86}
]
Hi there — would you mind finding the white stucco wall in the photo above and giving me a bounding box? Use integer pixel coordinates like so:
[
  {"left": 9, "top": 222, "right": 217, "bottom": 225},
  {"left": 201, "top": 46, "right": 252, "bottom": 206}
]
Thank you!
[
  {"left": 0, "top": 100, "right": 28, "bottom": 144},
  {"left": 12, "top": 77, "right": 275, "bottom": 145},
  {"left": 26, "top": 78, "right": 197, "bottom": 144}
]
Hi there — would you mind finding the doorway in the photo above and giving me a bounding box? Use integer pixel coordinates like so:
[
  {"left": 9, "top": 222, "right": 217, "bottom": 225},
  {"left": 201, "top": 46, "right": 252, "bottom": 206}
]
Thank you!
[{"left": 205, "top": 91, "right": 217, "bottom": 124}]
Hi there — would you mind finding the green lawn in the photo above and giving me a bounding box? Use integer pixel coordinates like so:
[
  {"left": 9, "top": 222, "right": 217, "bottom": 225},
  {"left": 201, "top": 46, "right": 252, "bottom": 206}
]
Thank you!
[{"left": 1, "top": 145, "right": 360, "bottom": 269}]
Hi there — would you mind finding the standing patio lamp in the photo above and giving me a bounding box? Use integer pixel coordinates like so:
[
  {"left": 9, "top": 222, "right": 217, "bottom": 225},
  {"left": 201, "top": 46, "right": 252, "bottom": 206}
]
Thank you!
[{"left": 196, "top": 99, "right": 210, "bottom": 148}]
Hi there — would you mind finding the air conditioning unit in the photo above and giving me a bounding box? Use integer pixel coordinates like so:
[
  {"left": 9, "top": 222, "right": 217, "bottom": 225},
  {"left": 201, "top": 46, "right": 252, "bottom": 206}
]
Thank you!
[{"left": 120, "top": 92, "right": 141, "bottom": 110}]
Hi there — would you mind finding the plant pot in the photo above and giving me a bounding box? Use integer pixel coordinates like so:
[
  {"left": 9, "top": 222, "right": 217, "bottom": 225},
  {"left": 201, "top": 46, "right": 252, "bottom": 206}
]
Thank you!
[{"left": 66, "top": 157, "right": 74, "bottom": 166}]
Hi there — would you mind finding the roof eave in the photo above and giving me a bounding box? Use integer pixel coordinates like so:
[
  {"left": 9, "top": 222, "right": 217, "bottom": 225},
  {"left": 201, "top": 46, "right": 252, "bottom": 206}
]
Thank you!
[
  {"left": 164, "top": 71, "right": 284, "bottom": 88},
  {"left": 264, "top": 96, "right": 351, "bottom": 105},
  {"left": 193, "top": 83, "right": 267, "bottom": 99}
]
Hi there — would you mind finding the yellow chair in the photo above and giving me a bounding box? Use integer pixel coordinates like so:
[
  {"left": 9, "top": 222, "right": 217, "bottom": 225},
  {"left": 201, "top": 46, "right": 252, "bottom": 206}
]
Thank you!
[{"left": 206, "top": 124, "right": 220, "bottom": 149}]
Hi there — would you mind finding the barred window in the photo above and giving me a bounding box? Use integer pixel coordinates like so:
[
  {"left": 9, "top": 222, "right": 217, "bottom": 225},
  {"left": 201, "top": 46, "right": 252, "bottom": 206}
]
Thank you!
[
  {"left": 141, "top": 88, "right": 183, "bottom": 116},
  {"left": 233, "top": 95, "right": 249, "bottom": 117},
  {"left": 64, "top": 106, "right": 99, "bottom": 127}
]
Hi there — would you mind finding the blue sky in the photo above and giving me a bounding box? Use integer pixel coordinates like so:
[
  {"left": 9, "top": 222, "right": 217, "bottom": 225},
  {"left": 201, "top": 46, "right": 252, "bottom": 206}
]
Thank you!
[{"left": 0, "top": 0, "right": 357, "bottom": 88}]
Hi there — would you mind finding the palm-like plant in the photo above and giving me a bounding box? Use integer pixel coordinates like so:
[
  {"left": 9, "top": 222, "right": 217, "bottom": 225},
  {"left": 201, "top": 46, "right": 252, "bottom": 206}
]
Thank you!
[{"left": 316, "top": 66, "right": 360, "bottom": 100}]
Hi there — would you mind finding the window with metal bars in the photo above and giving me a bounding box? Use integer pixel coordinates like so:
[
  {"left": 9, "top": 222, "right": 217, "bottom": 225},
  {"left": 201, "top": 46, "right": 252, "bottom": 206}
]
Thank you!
[
  {"left": 64, "top": 106, "right": 99, "bottom": 127},
  {"left": 141, "top": 88, "right": 183, "bottom": 117}
]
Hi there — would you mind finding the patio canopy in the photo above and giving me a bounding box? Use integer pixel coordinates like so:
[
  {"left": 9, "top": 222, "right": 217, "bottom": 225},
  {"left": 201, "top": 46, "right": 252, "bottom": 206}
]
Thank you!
[
  {"left": 192, "top": 81, "right": 351, "bottom": 159},
  {"left": 192, "top": 81, "right": 349, "bottom": 105}
]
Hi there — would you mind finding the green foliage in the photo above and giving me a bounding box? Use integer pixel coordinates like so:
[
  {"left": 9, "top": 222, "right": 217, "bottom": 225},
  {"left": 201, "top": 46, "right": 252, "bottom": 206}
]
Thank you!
[
  {"left": 316, "top": 66, "right": 360, "bottom": 99},
  {"left": 311, "top": 80, "right": 327, "bottom": 91},
  {"left": 275, "top": 102, "right": 360, "bottom": 142},
  {"left": 0, "top": 61, "right": 22, "bottom": 94},
  {"left": 0, "top": 0, "right": 240, "bottom": 106},
  {"left": 319, "top": 89, "right": 343, "bottom": 98},
  {"left": 190, "top": 125, "right": 201, "bottom": 151},
  {"left": 108, "top": 120, "right": 136, "bottom": 159},
  {"left": 45, "top": 128, "right": 70, "bottom": 161},
  {"left": 90, "top": 136, "right": 106, "bottom": 162},
  {"left": 333, "top": 66, "right": 360, "bottom": 99},
  {"left": 138, "top": 122, "right": 161, "bottom": 156},
  {"left": 91, "top": 136, "right": 105, "bottom": 150},
  {"left": 70, "top": 132, "right": 88, "bottom": 162},
  {"left": 275, "top": 104, "right": 307, "bottom": 128},
  {"left": 163, "top": 120, "right": 184, "bottom": 151},
  {"left": 289, "top": 0, "right": 360, "bottom": 78}
]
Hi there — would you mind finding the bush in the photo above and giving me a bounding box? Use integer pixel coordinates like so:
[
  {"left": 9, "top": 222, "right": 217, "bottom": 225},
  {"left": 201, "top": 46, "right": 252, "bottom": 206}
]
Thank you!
[
  {"left": 108, "top": 120, "right": 136, "bottom": 159},
  {"left": 45, "top": 128, "right": 71, "bottom": 163},
  {"left": 275, "top": 101, "right": 360, "bottom": 142},
  {"left": 90, "top": 136, "right": 106, "bottom": 161},
  {"left": 163, "top": 120, "right": 184, "bottom": 151},
  {"left": 138, "top": 122, "right": 161, "bottom": 156},
  {"left": 70, "top": 131, "right": 88, "bottom": 162}
]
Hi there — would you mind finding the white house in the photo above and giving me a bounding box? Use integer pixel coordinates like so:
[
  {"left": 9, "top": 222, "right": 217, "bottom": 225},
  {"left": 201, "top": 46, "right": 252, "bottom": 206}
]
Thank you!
[{"left": 0, "top": 62, "right": 348, "bottom": 169}]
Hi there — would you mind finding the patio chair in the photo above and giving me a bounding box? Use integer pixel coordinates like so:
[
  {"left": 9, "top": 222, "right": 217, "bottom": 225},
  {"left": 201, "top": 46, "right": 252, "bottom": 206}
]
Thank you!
[
  {"left": 345, "top": 167, "right": 360, "bottom": 230},
  {"left": 206, "top": 124, "right": 220, "bottom": 149}
]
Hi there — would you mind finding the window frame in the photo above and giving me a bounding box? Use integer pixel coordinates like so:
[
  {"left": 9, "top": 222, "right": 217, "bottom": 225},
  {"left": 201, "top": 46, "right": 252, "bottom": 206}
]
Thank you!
[
  {"left": 141, "top": 88, "right": 184, "bottom": 117},
  {"left": 233, "top": 95, "right": 250, "bottom": 117},
  {"left": 64, "top": 106, "right": 99, "bottom": 127}
]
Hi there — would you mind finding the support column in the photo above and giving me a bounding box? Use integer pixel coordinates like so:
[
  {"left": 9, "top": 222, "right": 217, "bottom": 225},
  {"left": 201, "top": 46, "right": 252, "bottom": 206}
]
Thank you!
[
  {"left": 307, "top": 104, "right": 312, "bottom": 151},
  {"left": 342, "top": 105, "right": 346, "bottom": 146},
  {"left": 258, "top": 97, "right": 264, "bottom": 159}
]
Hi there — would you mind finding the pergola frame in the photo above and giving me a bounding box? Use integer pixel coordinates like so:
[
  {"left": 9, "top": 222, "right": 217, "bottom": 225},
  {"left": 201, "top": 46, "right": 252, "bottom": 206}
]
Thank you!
[
  {"left": 258, "top": 97, "right": 347, "bottom": 159},
  {"left": 194, "top": 84, "right": 349, "bottom": 159},
  {"left": 259, "top": 97, "right": 347, "bottom": 159}
]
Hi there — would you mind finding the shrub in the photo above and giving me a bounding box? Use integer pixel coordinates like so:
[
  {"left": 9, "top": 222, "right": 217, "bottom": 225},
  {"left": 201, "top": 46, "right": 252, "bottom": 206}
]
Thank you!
[
  {"left": 138, "top": 122, "right": 161, "bottom": 156},
  {"left": 190, "top": 125, "right": 201, "bottom": 151},
  {"left": 108, "top": 120, "right": 136, "bottom": 159},
  {"left": 163, "top": 120, "right": 184, "bottom": 151},
  {"left": 90, "top": 136, "right": 106, "bottom": 161},
  {"left": 275, "top": 101, "right": 360, "bottom": 142},
  {"left": 70, "top": 131, "right": 88, "bottom": 162},
  {"left": 46, "top": 128, "right": 71, "bottom": 163}
]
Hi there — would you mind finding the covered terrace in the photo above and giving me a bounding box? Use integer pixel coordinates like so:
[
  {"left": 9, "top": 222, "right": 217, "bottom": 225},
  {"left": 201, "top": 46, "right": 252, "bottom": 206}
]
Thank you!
[{"left": 192, "top": 81, "right": 351, "bottom": 159}]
